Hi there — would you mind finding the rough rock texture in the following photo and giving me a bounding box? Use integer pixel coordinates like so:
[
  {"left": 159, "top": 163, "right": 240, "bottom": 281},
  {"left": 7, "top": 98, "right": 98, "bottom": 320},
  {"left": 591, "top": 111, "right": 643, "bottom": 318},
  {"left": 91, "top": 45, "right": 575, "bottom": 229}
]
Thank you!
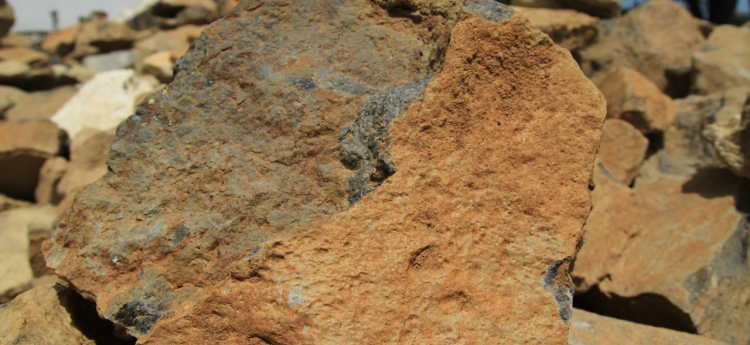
[
  {"left": 0, "top": 285, "right": 135, "bottom": 345},
  {"left": 0, "top": 0, "right": 14, "bottom": 38},
  {"left": 0, "top": 206, "right": 58, "bottom": 299},
  {"left": 5, "top": 86, "right": 77, "bottom": 122},
  {"left": 596, "top": 119, "right": 648, "bottom": 186},
  {"left": 0, "top": 84, "right": 27, "bottom": 118},
  {"left": 574, "top": 157, "right": 750, "bottom": 344},
  {"left": 578, "top": 0, "right": 704, "bottom": 97},
  {"left": 702, "top": 90, "right": 750, "bottom": 180},
  {"left": 511, "top": 6, "right": 599, "bottom": 51},
  {"left": 57, "top": 129, "right": 116, "bottom": 199},
  {"left": 568, "top": 309, "right": 726, "bottom": 345},
  {"left": 46, "top": 0, "right": 606, "bottom": 342},
  {"left": 36, "top": 156, "right": 69, "bottom": 205},
  {"left": 692, "top": 25, "right": 750, "bottom": 95},
  {"left": 51, "top": 69, "right": 160, "bottom": 140},
  {"left": 597, "top": 67, "right": 677, "bottom": 133},
  {"left": 0, "top": 121, "right": 65, "bottom": 201}
]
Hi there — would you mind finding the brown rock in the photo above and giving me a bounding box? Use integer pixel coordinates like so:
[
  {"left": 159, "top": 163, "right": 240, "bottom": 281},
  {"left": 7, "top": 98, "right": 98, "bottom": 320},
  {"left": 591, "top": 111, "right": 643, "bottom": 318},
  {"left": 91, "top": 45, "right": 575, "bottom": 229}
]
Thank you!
[
  {"left": 153, "top": 0, "right": 219, "bottom": 28},
  {"left": 0, "top": 84, "right": 27, "bottom": 118},
  {"left": 0, "top": 47, "right": 50, "bottom": 68},
  {"left": 574, "top": 158, "right": 750, "bottom": 344},
  {"left": 578, "top": 0, "right": 704, "bottom": 97},
  {"left": 596, "top": 119, "right": 648, "bottom": 185},
  {"left": 1, "top": 33, "right": 33, "bottom": 48},
  {"left": 28, "top": 229, "right": 55, "bottom": 278},
  {"left": 46, "top": 1, "right": 606, "bottom": 342},
  {"left": 511, "top": 6, "right": 599, "bottom": 50},
  {"left": 692, "top": 25, "right": 750, "bottom": 95},
  {"left": 0, "top": 48, "right": 56, "bottom": 90},
  {"left": 0, "top": 0, "right": 14, "bottom": 38},
  {"left": 0, "top": 121, "right": 65, "bottom": 201},
  {"left": 133, "top": 24, "right": 204, "bottom": 71},
  {"left": 598, "top": 67, "right": 677, "bottom": 133},
  {"left": 57, "top": 129, "right": 115, "bottom": 199},
  {"left": 41, "top": 25, "right": 81, "bottom": 57},
  {"left": 0, "top": 206, "right": 58, "bottom": 300},
  {"left": 0, "top": 193, "right": 32, "bottom": 212},
  {"left": 701, "top": 89, "right": 750, "bottom": 180},
  {"left": 68, "top": 18, "right": 138, "bottom": 60},
  {"left": 142, "top": 51, "right": 173, "bottom": 83},
  {"left": 217, "top": 0, "right": 240, "bottom": 16},
  {"left": 5, "top": 86, "right": 76, "bottom": 122},
  {"left": 569, "top": 309, "right": 726, "bottom": 345},
  {"left": 35, "top": 156, "right": 68, "bottom": 205}
]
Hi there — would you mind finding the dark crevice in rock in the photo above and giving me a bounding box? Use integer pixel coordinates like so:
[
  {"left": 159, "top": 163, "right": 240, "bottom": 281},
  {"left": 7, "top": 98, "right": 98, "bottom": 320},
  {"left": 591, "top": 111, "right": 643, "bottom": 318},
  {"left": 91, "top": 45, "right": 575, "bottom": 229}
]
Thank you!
[
  {"left": 0, "top": 154, "right": 46, "bottom": 202},
  {"left": 644, "top": 131, "right": 664, "bottom": 160},
  {"left": 573, "top": 284, "right": 697, "bottom": 334},
  {"left": 55, "top": 284, "right": 137, "bottom": 345}
]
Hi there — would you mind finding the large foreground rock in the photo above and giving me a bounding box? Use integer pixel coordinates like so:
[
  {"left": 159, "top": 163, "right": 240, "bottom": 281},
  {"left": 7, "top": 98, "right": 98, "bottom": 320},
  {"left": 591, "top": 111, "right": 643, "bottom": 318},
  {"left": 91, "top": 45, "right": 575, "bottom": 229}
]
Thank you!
[
  {"left": 47, "top": 0, "right": 605, "bottom": 342},
  {"left": 569, "top": 309, "right": 725, "bottom": 345},
  {"left": 574, "top": 158, "right": 750, "bottom": 344}
]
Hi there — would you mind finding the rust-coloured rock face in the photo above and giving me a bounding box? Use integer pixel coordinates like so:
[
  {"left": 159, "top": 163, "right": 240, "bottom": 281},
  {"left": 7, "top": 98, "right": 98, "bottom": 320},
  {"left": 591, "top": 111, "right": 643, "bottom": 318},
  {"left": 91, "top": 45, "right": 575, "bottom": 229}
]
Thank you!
[
  {"left": 596, "top": 119, "right": 648, "bottom": 186},
  {"left": 46, "top": 0, "right": 605, "bottom": 342}
]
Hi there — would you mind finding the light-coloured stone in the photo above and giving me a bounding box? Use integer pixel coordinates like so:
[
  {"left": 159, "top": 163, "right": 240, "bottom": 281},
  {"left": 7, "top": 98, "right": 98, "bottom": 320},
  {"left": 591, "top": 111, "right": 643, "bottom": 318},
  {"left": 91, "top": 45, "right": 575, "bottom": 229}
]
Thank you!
[
  {"left": 68, "top": 18, "right": 138, "bottom": 59},
  {"left": 0, "top": 206, "right": 58, "bottom": 298},
  {"left": 0, "top": 85, "right": 27, "bottom": 117},
  {"left": 511, "top": 6, "right": 599, "bottom": 50},
  {"left": 83, "top": 49, "right": 137, "bottom": 72},
  {"left": 596, "top": 119, "right": 648, "bottom": 185},
  {"left": 578, "top": 0, "right": 704, "bottom": 97},
  {"left": 156, "top": 0, "right": 219, "bottom": 28},
  {"left": 0, "top": 194, "right": 32, "bottom": 212},
  {"left": 51, "top": 69, "right": 160, "bottom": 140},
  {"left": 0, "top": 121, "right": 64, "bottom": 201},
  {"left": 142, "top": 51, "right": 173, "bottom": 82},
  {"left": 692, "top": 25, "right": 750, "bottom": 95},
  {"left": 41, "top": 25, "right": 80, "bottom": 56},
  {"left": 217, "top": 0, "right": 240, "bottom": 16},
  {"left": 598, "top": 67, "right": 677, "bottom": 133},
  {"left": 57, "top": 129, "right": 115, "bottom": 199},
  {"left": 133, "top": 24, "right": 204, "bottom": 71},
  {"left": 5, "top": 86, "right": 76, "bottom": 122},
  {"left": 0, "top": 0, "right": 14, "bottom": 38},
  {"left": 557, "top": 0, "right": 619, "bottom": 19},
  {"left": 568, "top": 309, "right": 726, "bottom": 345},
  {"left": 1, "top": 33, "right": 33, "bottom": 48},
  {"left": 702, "top": 89, "right": 750, "bottom": 180},
  {"left": 0, "top": 47, "right": 50, "bottom": 67},
  {"left": 36, "top": 157, "right": 69, "bottom": 205}
]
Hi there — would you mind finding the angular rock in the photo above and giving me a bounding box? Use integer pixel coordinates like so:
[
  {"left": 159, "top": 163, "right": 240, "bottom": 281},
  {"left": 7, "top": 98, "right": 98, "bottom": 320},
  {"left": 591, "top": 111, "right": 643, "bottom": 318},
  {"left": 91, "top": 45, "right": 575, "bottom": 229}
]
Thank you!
[
  {"left": 569, "top": 309, "right": 726, "bottom": 345},
  {"left": 133, "top": 24, "right": 204, "bottom": 70},
  {"left": 0, "top": 47, "right": 50, "bottom": 67},
  {"left": 46, "top": 0, "right": 606, "bottom": 342},
  {"left": 0, "top": 285, "right": 134, "bottom": 345},
  {"left": 0, "top": 0, "right": 14, "bottom": 38},
  {"left": 68, "top": 18, "right": 138, "bottom": 60},
  {"left": 5, "top": 86, "right": 76, "bottom": 122},
  {"left": 36, "top": 156, "right": 69, "bottom": 205},
  {"left": 28, "top": 228, "right": 56, "bottom": 278},
  {"left": 115, "top": 0, "right": 161, "bottom": 31},
  {"left": 578, "top": 0, "right": 704, "bottom": 97},
  {"left": 142, "top": 51, "right": 173, "bottom": 83},
  {"left": 83, "top": 49, "right": 137, "bottom": 72},
  {"left": 0, "top": 84, "right": 26, "bottom": 118},
  {"left": 692, "top": 25, "right": 750, "bottom": 95},
  {"left": 0, "top": 206, "right": 58, "bottom": 300},
  {"left": 51, "top": 69, "right": 160, "bottom": 140},
  {"left": 57, "top": 129, "right": 115, "bottom": 199},
  {"left": 2, "top": 33, "right": 33, "bottom": 48},
  {"left": 217, "top": 0, "right": 240, "bottom": 16},
  {"left": 702, "top": 90, "right": 750, "bottom": 180},
  {"left": 556, "top": 0, "right": 619, "bottom": 19},
  {"left": 598, "top": 67, "right": 677, "bottom": 133},
  {"left": 596, "top": 119, "right": 648, "bottom": 186},
  {"left": 511, "top": 6, "right": 599, "bottom": 51},
  {"left": 41, "top": 25, "right": 80, "bottom": 57},
  {"left": 0, "top": 121, "right": 65, "bottom": 201},
  {"left": 0, "top": 47, "right": 56, "bottom": 90},
  {"left": 153, "top": 0, "right": 219, "bottom": 28},
  {"left": 51, "top": 63, "right": 98, "bottom": 84},
  {"left": 574, "top": 158, "right": 750, "bottom": 344}
]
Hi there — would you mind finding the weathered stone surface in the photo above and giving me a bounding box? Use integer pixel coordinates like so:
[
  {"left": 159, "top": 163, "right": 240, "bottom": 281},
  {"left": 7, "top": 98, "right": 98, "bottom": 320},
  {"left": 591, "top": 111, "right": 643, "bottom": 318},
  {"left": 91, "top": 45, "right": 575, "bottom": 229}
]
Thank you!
[
  {"left": 5, "top": 86, "right": 77, "bottom": 122},
  {"left": 57, "top": 129, "right": 116, "bottom": 199},
  {"left": 0, "top": 206, "right": 58, "bottom": 299},
  {"left": 0, "top": 121, "right": 65, "bottom": 201},
  {"left": 0, "top": 0, "right": 14, "bottom": 38},
  {"left": 41, "top": 25, "right": 80, "bottom": 57},
  {"left": 154, "top": 0, "right": 219, "bottom": 28},
  {"left": 0, "top": 85, "right": 27, "bottom": 118},
  {"left": 598, "top": 67, "right": 677, "bottom": 133},
  {"left": 596, "top": 119, "right": 647, "bottom": 186},
  {"left": 568, "top": 308, "right": 726, "bottom": 345},
  {"left": 51, "top": 69, "right": 160, "bottom": 140},
  {"left": 574, "top": 157, "right": 750, "bottom": 344},
  {"left": 46, "top": 0, "right": 605, "bottom": 342},
  {"left": 511, "top": 6, "right": 599, "bottom": 51},
  {"left": 692, "top": 25, "right": 750, "bottom": 95},
  {"left": 142, "top": 51, "right": 173, "bottom": 83},
  {"left": 702, "top": 90, "right": 750, "bottom": 180},
  {"left": 556, "top": 0, "right": 619, "bottom": 19},
  {"left": 83, "top": 49, "right": 137, "bottom": 72},
  {"left": 0, "top": 285, "right": 134, "bottom": 345},
  {"left": 36, "top": 156, "right": 69, "bottom": 205},
  {"left": 68, "top": 18, "right": 138, "bottom": 60},
  {"left": 578, "top": 0, "right": 704, "bottom": 97}
]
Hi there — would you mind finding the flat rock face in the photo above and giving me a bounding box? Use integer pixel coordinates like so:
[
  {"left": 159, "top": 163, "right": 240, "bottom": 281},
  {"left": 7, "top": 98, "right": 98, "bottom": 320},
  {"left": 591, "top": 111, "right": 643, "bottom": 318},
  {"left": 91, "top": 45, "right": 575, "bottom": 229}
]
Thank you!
[
  {"left": 568, "top": 309, "right": 725, "bottom": 345},
  {"left": 574, "top": 157, "right": 750, "bottom": 344},
  {"left": 5, "top": 85, "right": 76, "bottom": 122},
  {"left": 596, "top": 119, "right": 647, "bottom": 186},
  {"left": 46, "top": 0, "right": 605, "bottom": 342},
  {"left": 510, "top": 6, "right": 599, "bottom": 51},
  {"left": 692, "top": 25, "right": 750, "bottom": 95}
]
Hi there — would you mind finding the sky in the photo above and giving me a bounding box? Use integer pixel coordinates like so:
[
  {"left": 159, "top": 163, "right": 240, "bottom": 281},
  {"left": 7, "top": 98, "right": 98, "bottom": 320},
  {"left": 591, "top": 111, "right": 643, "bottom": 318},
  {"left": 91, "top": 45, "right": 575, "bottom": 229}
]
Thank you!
[{"left": 9, "top": 0, "right": 750, "bottom": 32}]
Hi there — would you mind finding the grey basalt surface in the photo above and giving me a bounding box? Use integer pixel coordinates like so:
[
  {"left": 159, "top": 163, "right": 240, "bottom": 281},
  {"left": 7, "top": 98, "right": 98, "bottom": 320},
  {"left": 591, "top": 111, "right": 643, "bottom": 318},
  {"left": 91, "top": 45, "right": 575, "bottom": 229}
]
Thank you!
[{"left": 44, "top": 0, "right": 524, "bottom": 337}]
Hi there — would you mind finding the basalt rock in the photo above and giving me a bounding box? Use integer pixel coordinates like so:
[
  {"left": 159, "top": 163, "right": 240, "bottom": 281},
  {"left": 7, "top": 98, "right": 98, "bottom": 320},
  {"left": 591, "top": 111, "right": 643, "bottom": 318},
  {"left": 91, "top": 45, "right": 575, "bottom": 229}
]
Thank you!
[{"left": 46, "top": 0, "right": 605, "bottom": 343}]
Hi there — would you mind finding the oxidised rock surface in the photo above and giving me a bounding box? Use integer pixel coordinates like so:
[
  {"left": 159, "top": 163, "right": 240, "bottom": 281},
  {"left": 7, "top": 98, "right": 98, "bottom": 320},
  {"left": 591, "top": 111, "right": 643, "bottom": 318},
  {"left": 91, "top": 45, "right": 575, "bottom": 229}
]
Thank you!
[{"left": 46, "top": 0, "right": 606, "bottom": 343}]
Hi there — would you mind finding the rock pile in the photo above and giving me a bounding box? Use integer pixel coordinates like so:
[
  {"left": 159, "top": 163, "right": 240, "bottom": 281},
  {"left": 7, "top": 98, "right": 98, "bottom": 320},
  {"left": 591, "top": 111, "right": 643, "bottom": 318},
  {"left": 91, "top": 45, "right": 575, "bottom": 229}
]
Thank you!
[{"left": 0, "top": 0, "right": 748, "bottom": 344}]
